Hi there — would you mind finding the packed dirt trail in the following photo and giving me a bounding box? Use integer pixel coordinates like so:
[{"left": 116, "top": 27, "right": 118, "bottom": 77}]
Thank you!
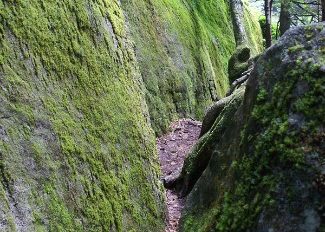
[{"left": 157, "top": 119, "right": 202, "bottom": 232}]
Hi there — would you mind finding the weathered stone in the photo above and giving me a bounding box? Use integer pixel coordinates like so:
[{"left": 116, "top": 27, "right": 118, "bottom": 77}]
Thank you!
[
  {"left": 165, "top": 85, "right": 246, "bottom": 197},
  {"left": 228, "top": 46, "right": 252, "bottom": 83},
  {"left": 199, "top": 93, "right": 237, "bottom": 138},
  {"left": 121, "top": 0, "right": 264, "bottom": 135},
  {"left": 0, "top": 2, "right": 165, "bottom": 231},
  {"left": 180, "top": 23, "right": 325, "bottom": 232}
]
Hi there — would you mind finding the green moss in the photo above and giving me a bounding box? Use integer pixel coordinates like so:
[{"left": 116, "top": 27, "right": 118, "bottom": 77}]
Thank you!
[
  {"left": 288, "top": 44, "right": 305, "bottom": 53},
  {"left": 180, "top": 24, "right": 323, "bottom": 231},
  {"left": 214, "top": 48, "right": 324, "bottom": 231},
  {"left": 0, "top": 0, "right": 164, "bottom": 231},
  {"left": 121, "top": 0, "right": 263, "bottom": 135},
  {"left": 0, "top": 0, "right": 263, "bottom": 229},
  {"left": 44, "top": 184, "right": 81, "bottom": 231},
  {"left": 228, "top": 45, "right": 251, "bottom": 83},
  {"left": 243, "top": 1, "right": 264, "bottom": 55}
]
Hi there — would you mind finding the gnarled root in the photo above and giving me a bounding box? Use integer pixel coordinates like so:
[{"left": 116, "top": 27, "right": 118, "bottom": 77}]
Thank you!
[
  {"left": 199, "top": 97, "right": 228, "bottom": 138},
  {"left": 163, "top": 133, "right": 211, "bottom": 197}
]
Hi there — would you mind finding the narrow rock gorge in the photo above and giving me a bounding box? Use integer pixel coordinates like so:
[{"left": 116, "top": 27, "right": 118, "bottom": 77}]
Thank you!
[
  {"left": 0, "top": 0, "right": 324, "bottom": 231},
  {"left": 157, "top": 119, "right": 201, "bottom": 231},
  {"left": 0, "top": 0, "right": 261, "bottom": 230}
]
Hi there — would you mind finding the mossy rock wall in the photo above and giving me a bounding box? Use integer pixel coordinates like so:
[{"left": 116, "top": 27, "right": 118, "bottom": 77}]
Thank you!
[
  {"left": 121, "top": 0, "right": 263, "bottom": 135},
  {"left": 0, "top": 0, "right": 263, "bottom": 230},
  {"left": 0, "top": 1, "right": 164, "bottom": 231},
  {"left": 180, "top": 24, "right": 325, "bottom": 232}
]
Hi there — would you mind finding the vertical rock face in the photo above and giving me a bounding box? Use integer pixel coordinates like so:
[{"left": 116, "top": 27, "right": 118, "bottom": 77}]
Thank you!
[
  {"left": 180, "top": 24, "right": 325, "bottom": 231},
  {"left": 121, "top": 0, "right": 263, "bottom": 135},
  {"left": 0, "top": 1, "right": 164, "bottom": 231},
  {"left": 0, "top": 0, "right": 263, "bottom": 231}
]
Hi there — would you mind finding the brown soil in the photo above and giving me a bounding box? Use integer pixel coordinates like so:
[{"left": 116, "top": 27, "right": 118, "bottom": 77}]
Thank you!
[{"left": 157, "top": 119, "right": 202, "bottom": 232}]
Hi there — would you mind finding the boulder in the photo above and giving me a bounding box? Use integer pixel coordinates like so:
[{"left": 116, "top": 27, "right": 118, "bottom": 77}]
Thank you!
[{"left": 179, "top": 23, "right": 325, "bottom": 232}]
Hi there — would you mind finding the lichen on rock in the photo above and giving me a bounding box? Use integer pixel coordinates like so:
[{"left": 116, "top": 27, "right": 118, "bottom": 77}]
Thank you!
[{"left": 179, "top": 23, "right": 325, "bottom": 232}]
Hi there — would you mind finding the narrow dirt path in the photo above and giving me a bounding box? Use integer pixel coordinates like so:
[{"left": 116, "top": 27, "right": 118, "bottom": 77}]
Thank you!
[{"left": 157, "top": 119, "right": 202, "bottom": 232}]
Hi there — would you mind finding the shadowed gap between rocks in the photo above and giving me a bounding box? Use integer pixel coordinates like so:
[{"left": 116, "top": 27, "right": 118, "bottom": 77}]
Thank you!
[{"left": 157, "top": 119, "right": 202, "bottom": 232}]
